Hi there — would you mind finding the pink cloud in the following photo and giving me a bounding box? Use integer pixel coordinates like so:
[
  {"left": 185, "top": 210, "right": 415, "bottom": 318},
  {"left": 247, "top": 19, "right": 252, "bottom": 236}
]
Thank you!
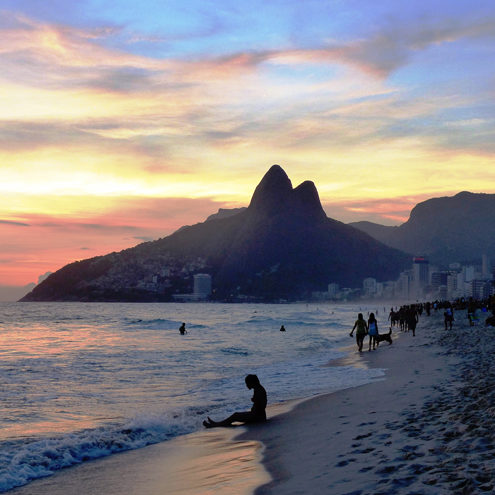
[
  {"left": 0, "top": 196, "right": 234, "bottom": 286},
  {"left": 323, "top": 193, "right": 439, "bottom": 225}
]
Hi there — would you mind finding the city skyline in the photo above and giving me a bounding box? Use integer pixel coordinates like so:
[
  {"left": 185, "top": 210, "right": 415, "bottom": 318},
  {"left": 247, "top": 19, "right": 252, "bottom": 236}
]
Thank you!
[{"left": 2, "top": 0, "right": 495, "bottom": 289}]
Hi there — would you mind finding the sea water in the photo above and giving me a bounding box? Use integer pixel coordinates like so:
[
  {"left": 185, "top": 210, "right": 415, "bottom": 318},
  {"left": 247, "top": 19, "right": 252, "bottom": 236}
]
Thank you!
[{"left": 0, "top": 302, "right": 386, "bottom": 492}]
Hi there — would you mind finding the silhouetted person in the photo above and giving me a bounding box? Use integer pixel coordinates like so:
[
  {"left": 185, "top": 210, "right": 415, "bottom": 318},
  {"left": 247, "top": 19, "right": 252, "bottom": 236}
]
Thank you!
[
  {"left": 406, "top": 307, "right": 418, "bottom": 336},
  {"left": 179, "top": 322, "right": 187, "bottom": 335},
  {"left": 203, "top": 374, "right": 267, "bottom": 428},
  {"left": 444, "top": 305, "right": 454, "bottom": 330},
  {"left": 350, "top": 313, "right": 368, "bottom": 352},
  {"left": 367, "top": 312, "right": 379, "bottom": 351},
  {"left": 280, "top": 325, "right": 286, "bottom": 332}
]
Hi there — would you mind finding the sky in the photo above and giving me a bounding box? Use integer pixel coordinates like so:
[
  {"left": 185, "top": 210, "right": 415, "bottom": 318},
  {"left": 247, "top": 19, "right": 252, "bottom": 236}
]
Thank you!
[{"left": 1, "top": 0, "right": 495, "bottom": 295}]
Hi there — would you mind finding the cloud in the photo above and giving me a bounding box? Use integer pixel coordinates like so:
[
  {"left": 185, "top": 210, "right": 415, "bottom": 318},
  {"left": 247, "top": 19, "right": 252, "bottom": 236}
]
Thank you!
[
  {"left": 0, "top": 219, "right": 30, "bottom": 226},
  {"left": 0, "top": 11, "right": 172, "bottom": 91},
  {"left": 0, "top": 195, "right": 241, "bottom": 286},
  {"left": 181, "top": 15, "right": 495, "bottom": 79},
  {"left": 323, "top": 194, "right": 438, "bottom": 225}
]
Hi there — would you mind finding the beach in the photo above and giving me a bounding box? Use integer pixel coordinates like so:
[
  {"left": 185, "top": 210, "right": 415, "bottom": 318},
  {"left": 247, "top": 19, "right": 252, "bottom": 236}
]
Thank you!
[
  {"left": 243, "top": 309, "right": 495, "bottom": 494},
  {"left": 9, "top": 307, "right": 495, "bottom": 494}
]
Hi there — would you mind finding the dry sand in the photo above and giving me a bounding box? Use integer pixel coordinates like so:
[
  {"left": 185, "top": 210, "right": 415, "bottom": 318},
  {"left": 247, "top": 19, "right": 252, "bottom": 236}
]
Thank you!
[{"left": 12, "top": 309, "right": 495, "bottom": 495}]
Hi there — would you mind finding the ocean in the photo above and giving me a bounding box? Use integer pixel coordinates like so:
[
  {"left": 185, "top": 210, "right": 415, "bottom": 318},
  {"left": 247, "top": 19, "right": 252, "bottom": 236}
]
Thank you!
[{"left": 0, "top": 302, "right": 387, "bottom": 492}]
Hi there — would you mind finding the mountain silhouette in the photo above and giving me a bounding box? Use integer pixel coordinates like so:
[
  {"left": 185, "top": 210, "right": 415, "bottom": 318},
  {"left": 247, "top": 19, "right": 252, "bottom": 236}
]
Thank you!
[
  {"left": 21, "top": 165, "right": 410, "bottom": 302},
  {"left": 350, "top": 191, "right": 495, "bottom": 265}
]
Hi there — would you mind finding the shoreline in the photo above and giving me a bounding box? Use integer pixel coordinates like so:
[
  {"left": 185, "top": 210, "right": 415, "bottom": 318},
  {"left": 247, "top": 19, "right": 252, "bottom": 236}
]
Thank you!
[
  {"left": 10, "top": 425, "right": 270, "bottom": 495},
  {"left": 11, "top": 309, "right": 494, "bottom": 494},
  {"left": 240, "top": 311, "right": 477, "bottom": 494}
]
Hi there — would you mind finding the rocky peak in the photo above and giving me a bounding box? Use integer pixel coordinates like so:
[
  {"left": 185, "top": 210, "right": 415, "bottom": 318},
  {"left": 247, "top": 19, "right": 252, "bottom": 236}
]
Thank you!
[
  {"left": 248, "top": 165, "right": 326, "bottom": 221},
  {"left": 248, "top": 164, "right": 293, "bottom": 215},
  {"left": 292, "top": 180, "right": 327, "bottom": 221}
]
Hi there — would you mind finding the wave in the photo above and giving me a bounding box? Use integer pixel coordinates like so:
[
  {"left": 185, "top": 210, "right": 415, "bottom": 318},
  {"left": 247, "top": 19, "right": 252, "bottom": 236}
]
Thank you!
[
  {"left": 0, "top": 410, "right": 202, "bottom": 493},
  {"left": 123, "top": 318, "right": 179, "bottom": 330},
  {"left": 220, "top": 347, "right": 250, "bottom": 356},
  {"left": 123, "top": 318, "right": 208, "bottom": 331}
]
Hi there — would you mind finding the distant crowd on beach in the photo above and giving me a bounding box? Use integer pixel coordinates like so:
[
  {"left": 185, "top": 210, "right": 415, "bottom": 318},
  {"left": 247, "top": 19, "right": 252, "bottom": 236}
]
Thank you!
[{"left": 349, "top": 295, "right": 495, "bottom": 353}]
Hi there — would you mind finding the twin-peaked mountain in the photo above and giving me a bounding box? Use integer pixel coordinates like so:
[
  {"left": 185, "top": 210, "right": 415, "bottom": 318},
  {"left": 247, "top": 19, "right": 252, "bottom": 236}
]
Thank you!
[
  {"left": 350, "top": 191, "right": 495, "bottom": 266},
  {"left": 21, "top": 166, "right": 410, "bottom": 302}
]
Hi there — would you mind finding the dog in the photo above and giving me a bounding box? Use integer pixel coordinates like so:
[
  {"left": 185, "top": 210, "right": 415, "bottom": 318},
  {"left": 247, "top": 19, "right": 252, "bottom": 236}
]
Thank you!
[{"left": 375, "top": 328, "right": 393, "bottom": 345}]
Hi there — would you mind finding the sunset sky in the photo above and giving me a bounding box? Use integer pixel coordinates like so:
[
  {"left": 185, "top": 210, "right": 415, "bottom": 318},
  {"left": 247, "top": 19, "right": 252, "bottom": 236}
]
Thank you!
[{"left": 1, "top": 0, "right": 495, "bottom": 295}]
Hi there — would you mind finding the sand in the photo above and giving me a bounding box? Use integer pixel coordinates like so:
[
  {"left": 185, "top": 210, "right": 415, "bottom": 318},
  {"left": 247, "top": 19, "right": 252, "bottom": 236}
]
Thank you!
[{"left": 12, "top": 309, "right": 495, "bottom": 495}]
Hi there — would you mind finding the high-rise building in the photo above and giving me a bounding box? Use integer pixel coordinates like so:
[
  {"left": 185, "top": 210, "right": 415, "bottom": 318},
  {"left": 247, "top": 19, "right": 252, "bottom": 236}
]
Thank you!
[
  {"left": 396, "top": 271, "right": 412, "bottom": 299},
  {"left": 327, "top": 283, "right": 339, "bottom": 298},
  {"left": 464, "top": 265, "right": 475, "bottom": 282},
  {"left": 431, "top": 272, "right": 448, "bottom": 290},
  {"left": 363, "top": 277, "right": 377, "bottom": 296},
  {"left": 482, "top": 254, "right": 491, "bottom": 279},
  {"left": 412, "top": 257, "right": 429, "bottom": 298},
  {"left": 193, "top": 273, "right": 212, "bottom": 297}
]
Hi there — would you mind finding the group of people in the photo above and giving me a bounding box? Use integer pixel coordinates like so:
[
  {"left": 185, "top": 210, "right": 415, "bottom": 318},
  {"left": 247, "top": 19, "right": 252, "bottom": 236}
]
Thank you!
[
  {"left": 205, "top": 297, "right": 495, "bottom": 431},
  {"left": 387, "top": 305, "right": 420, "bottom": 334},
  {"left": 350, "top": 305, "right": 423, "bottom": 353},
  {"left": 349, "top": 312, "right": 381, "bottom": 352}
]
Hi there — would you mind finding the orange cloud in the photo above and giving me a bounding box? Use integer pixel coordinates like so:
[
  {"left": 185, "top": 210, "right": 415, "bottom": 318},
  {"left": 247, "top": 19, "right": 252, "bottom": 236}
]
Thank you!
[{"left": 0, "top": 196, "right": 235, "bottom": 286}]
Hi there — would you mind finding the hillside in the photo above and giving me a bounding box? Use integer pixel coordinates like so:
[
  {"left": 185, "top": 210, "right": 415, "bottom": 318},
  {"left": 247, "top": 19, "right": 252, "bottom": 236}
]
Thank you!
[
  {"left": 21, "top": 166, "right": 410, "bottom": 302},
  {"left": 350, "top": 191, "right": 495, "bottom": 265}
]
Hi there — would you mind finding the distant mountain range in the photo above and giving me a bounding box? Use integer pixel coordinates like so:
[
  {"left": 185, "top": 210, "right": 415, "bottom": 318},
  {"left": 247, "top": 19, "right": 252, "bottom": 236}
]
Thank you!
[
  {"left": 21, "top": 165, "right": 410, "bottom": 302},
  {"left": 350, "top": 191, "right": 495, "bottom": 266}
]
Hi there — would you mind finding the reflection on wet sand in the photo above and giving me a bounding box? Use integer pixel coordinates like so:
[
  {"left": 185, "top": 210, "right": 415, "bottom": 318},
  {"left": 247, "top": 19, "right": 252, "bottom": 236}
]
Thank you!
[{"left": 11, "top": 428, "right": 269, "bottom": 495}]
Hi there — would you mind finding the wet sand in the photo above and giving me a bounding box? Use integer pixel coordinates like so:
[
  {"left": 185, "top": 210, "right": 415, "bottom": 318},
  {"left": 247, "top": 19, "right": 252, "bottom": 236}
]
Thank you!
[{"left": 10, "top": 426, "right": 270, "bottom": 495}]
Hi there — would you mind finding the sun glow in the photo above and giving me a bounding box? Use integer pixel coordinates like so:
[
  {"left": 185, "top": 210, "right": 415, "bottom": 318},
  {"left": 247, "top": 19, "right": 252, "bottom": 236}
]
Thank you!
[{"left": 1, "top": 2, "right": 494, "bottom": 289}]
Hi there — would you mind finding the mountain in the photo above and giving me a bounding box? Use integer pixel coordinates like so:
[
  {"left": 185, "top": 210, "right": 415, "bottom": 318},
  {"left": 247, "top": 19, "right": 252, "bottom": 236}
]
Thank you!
[
  {"left": 21, "top": 165, "right": 410, "bottom": 302},
  {"left": 350, "top": 191, "right": 495, "bottom": 265}
]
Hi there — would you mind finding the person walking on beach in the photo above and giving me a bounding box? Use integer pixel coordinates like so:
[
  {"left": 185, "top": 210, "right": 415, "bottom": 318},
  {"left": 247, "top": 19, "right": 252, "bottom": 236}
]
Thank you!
[
  {"left": 350, "top": 313, "right": 368, "bottom": 352},
  {"left": 203, "top": 374, "right": 267, "bottom": 428},
  {"left": 367, "top": 312, "right": 379, "bottom": 351},
  {"left": 444, "top": 305, "right": 454, "bottom": 330},
  {"left": 405, "top": 307, "right": 418, "bottom": 336},
  {"left": 179, "top": 322, "right": 187, "bottom": 335}
]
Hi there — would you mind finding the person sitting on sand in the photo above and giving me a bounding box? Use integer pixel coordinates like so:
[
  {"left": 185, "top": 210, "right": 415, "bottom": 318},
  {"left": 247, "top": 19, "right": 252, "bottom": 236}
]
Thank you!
[
  {"left": 349, "top": 313, "right": 368, "bottom": 352},
  {"left": 203, "top": 374, "right": 267, "bottom": 428}
]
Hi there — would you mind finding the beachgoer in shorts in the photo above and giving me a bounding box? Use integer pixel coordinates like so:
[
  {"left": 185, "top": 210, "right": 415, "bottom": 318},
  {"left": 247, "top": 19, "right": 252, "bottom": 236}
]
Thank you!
[
  {"left": 349, "top": 313, "right": 368, "bottom": 352},
  {"left": 367, "top": 312, "right": 379, "bottom": 351}
]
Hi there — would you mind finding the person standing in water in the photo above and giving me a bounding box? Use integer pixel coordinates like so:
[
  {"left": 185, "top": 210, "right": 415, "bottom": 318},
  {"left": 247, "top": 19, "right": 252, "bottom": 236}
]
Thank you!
[
  {"left": 203, "top": 374, "right": 267, "bottom": 428},
  {"left": 367, "top": 312, "right": 379, "bottom": 351},
  {"left": 349, "top": 313, "right": 368, "bottom": 352},
  {"left": 179, "top": 323, "right": 187, "bottom": 335}
]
